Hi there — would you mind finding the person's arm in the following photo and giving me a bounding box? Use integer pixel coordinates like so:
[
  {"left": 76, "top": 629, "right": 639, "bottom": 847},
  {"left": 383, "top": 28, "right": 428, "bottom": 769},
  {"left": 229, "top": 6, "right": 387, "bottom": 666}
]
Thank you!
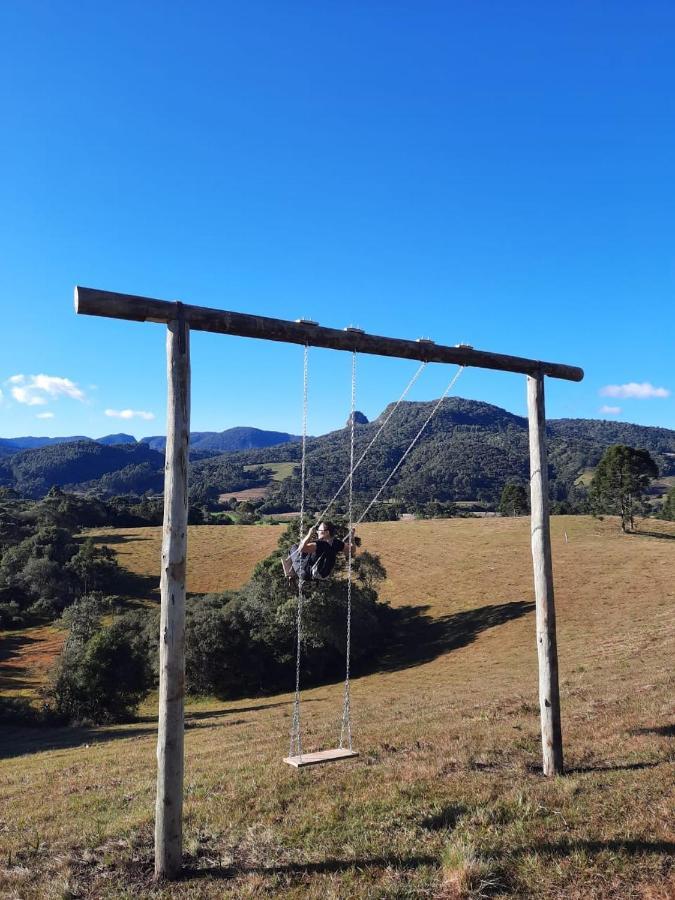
[
  {"left": 341, "top": 528, "right": 356, "bottom": 554},
  {"left": 298, "top": 525, "right": 318, "bottom": 555}
]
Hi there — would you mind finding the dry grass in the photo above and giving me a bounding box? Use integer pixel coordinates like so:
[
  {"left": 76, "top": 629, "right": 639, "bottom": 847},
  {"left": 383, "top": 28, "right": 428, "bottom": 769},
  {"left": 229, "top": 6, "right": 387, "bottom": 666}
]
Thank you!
[
  {"left": 0, "top": 516, "right": 673, "bottom": 898},
  {"left": 244, "top": 462, "right": 298, "bottom": 482},
  {"left": 87, "top": 523, "right": 286, "bottom": 596},
  {"left": 218, "top": 486, "right": 270, "bottom": 502},
  {"left": 0, "top": 625, "right": 65, "bottom": 699}
]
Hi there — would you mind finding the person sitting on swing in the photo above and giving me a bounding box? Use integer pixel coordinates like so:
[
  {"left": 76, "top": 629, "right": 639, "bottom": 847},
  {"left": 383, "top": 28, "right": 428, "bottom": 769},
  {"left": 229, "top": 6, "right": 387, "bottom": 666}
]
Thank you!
[{"left": 284, "top": 521, "right": 356, "bottom": 581}]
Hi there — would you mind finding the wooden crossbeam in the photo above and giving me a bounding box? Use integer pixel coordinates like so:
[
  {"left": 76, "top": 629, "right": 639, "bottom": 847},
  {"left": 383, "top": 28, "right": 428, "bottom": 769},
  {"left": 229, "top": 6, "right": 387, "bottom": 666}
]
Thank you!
[
  {"left": 74, "top": 286, "right": 583, "bottom": 382},
  {"left": 284, "top": 748, "right": 360, "bottom": 768}
]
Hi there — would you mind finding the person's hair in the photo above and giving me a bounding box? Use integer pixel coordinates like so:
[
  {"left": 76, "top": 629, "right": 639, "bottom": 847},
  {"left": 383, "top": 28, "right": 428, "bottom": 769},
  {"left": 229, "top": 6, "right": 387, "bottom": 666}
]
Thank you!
[{"left": 319, "top": 521, "right": 336, "bottom": 536}]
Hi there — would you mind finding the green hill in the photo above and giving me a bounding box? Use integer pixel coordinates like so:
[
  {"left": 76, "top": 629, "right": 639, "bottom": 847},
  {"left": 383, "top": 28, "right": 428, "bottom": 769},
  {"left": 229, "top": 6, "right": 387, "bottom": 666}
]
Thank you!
[{"left": 241, "top": 399, "right": 675, "bottom": 511}]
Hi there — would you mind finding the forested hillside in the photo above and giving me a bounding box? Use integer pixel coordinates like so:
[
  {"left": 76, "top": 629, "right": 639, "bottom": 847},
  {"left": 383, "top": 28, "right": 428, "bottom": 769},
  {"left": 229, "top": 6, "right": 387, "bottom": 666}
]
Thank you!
[
  {"left": 141, "top": 426, "right": 301, "bottom": 453},
  {"left": 241, "top": 399, "right": 675, "bottom": 510},
  {"left": 1, "top": 399, "right": 673, "bottom": 507},
  {"left": 0, "top": 442, "right": 164, "bottom": 499}
]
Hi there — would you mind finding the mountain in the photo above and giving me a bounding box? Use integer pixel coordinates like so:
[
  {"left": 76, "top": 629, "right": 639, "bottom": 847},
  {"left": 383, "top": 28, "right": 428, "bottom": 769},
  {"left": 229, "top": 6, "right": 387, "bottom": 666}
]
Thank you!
[
  {"left": 346, "top": 411, "right": 369, "bottom": 427},
  {"left": 0, "top": 425, "right": 300, "bottom": 457},
  {"left": 141, "top": 426, "right": 302, "bottom": 453},
  {"left": 1, "top": 399, "right": 673, "bottom": 506},
  {"left": 96, "top": 433, "right": 138, "bottom": 446},
  {"left": 0, "top": 433, "right": 136, "bottom": 453},
  {"left": 234, "top": 399, "right": 675, "bottom": 511},
  {"left": 0, "top": 435, "right": 91, "bottom": 452},
  {"left": 0, "top": 441, "right": 165, "bottom": 499}
]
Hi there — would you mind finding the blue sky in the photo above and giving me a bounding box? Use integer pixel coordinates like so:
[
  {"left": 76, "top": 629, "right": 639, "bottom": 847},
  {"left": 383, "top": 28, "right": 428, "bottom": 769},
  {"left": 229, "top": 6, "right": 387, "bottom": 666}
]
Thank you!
[{"left": 1, "top": 1, "right": 673, "bottom": 439}]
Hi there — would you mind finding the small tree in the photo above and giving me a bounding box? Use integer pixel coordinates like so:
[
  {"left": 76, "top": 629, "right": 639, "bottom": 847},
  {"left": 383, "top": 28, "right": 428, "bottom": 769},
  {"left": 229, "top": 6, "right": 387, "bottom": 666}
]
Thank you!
[
  {"left": 589, "top": 445, "right": 658, "bottom": 532},
  {"left": 66, "top": 539, "right": 120, "bottom": 595},
  {"left": 499, "top": 482, "right": 530, "bottom": 517},
  {"left": 660, "top": 486, "right": 675, "bottom": 521}
]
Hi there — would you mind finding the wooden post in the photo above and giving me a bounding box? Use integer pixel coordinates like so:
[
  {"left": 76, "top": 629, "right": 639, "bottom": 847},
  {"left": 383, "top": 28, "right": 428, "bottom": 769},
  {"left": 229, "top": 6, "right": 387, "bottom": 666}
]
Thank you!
[
  {"left": 155, "top": 310, "right": 190, "bottom": 878},
  {"left": 527, "top": 371, "right": 564, "bottom": 776}
]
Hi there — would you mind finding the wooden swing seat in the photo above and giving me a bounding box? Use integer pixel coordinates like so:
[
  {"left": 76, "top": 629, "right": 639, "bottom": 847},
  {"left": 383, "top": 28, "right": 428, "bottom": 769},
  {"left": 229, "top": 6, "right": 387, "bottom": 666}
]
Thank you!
[{"left": 283, "top": 748, "right": 359, "bottom": 768}]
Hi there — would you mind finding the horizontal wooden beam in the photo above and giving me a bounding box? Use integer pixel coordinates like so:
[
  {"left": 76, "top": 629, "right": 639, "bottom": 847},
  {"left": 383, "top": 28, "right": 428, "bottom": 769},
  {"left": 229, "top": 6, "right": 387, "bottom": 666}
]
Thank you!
[{"left": 74, "top": 286, "right": 584, "bottom": 382}]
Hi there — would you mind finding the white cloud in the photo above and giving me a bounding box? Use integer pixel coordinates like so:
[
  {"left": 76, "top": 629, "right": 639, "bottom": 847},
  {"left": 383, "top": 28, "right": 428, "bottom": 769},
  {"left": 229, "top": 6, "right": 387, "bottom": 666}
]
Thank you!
[
  {"left": 105, "top": 408, "right": 155, "bottom": 421},
  {"left": 599, "top": 405, "right": 621, "bottom": 416},
  {"left": 600, "top": 382, "right": 670, "bottom": 399},
  {"left": 36, "top": 411, "right": 55, "bottom": 419},
  {"left": 7, "top": 374, "right": 86, "bottom": 406}
]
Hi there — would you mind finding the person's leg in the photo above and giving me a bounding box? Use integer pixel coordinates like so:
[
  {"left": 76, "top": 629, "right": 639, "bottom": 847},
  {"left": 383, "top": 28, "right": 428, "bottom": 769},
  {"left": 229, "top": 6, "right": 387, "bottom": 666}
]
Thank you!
[{"left": 282, "top": 544, "right": 300, "bottom": 578}]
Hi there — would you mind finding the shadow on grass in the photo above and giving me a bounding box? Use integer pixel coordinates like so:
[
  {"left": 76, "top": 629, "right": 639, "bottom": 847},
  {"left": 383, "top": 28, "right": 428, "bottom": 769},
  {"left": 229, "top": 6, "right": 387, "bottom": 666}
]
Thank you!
[
  {"left": 90, "top": 533, "right": 155, "bottom": 545},
  {"left": 371, "top": 599, "right": 535, "bottom": 675},
  {"left": 0, "top": 633, "right": 41, "bottom": 692},
  {"left": 115, "top": 570, "right": 160, "bottom": 601},
  {"left": 505, "top": 838, "right": 675, "bottom": 859},
  {"left": 0, "top": 631, "right": 40, "bottom": 662},
  {"left": 0, "top": 721, "right": 160, "bottom": 760},
  {"left": 420, "top": 803, "right": 468, "bottom": 831},
  {"left": 630, "top": 723, "right": 675, "bottom": 737},
  {"left": 628, "top": 529, "right": 675, "bottom": 541},
  {"left": 183, "top": 853, "right": 439, "bottom": 881},
  {"left": 133, "top": 700, "right": 302, "bottom": 725},
  {"left": 0, "top": 698, "right": 322, "bottom": 759},
  {"left": 526, "top": 759, "right": 664, "bottom": 775},
  {"left": 185, "top": 839, "right": 675, "bottom": 882}
]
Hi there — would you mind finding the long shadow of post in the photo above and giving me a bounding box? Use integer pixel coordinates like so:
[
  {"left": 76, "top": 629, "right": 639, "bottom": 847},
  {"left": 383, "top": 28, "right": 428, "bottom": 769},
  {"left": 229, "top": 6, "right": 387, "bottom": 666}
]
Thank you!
[{"left": 629, "top": 529, "right": 675, "bottom": 541}]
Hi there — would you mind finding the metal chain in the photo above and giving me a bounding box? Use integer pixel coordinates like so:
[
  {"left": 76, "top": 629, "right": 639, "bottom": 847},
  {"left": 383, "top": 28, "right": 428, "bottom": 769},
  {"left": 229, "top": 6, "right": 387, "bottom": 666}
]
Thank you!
[
  {"left": 340, "top": 351, "right": 357, "bottom": 750},
  {"left": 318, "top": 360, "right": 427, "bottom": 523},
  {"left": 357, "top": 366, "right": 465, "bottom": 525},
  {"left": 289, "top": 344, "right": 309, "bottom": 758}
]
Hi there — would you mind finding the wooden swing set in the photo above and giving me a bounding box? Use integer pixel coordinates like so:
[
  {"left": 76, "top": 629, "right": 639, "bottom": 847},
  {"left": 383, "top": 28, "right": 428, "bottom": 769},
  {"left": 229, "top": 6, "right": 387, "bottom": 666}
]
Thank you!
[{"left": 74, "top": 285, "right": 584, "bottom": 880}]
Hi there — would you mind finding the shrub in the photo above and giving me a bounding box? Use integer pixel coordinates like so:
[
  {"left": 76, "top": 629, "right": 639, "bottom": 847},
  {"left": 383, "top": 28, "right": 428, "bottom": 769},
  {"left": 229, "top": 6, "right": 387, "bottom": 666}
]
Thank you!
[{"left": 49, "top": 617, "right": 153, "bottom": 724}]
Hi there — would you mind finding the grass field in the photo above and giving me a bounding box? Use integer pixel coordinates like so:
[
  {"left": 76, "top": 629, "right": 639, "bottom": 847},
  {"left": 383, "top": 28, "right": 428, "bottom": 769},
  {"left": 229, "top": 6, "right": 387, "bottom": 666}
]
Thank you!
[
  {"left": 87, "top": 523, "right": 286, "bottom": 598},
  {"left": 574, "top": 469, "right": 595, "bottom": 487},
  {"left": 217, "top": 462, "right": 298, "bottom": 503},
  {"left": 0, "top": 625, "right": 65, "bottom": 700},
  {"left": 244, "top": 462, "right": 298, "bottom": 482},
  {"left": 1, "top": 516, "right": 673, "bottom": 898}
]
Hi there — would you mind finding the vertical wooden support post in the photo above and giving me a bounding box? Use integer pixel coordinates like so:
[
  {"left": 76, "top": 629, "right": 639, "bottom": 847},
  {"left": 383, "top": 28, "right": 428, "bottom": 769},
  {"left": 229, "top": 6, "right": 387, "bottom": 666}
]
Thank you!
[
  {"left": 155, "top": 310, "right": 190, "bottom": 878},
  {"left": 527, "top": 371, "right": 564, "bottom": 776}
]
